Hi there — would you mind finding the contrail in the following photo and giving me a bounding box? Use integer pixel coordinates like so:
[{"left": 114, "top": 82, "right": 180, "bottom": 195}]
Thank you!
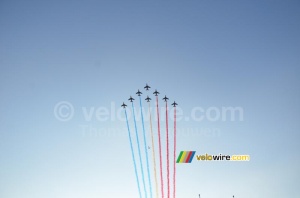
[
  {"left": 166, "top": 101, "right": 170, "bottom": 198},
  {"left": 173, "top": 106, "right": 177, "bottom": 198},
  {"left": 156, "top": 96, "right": 164, "bottom": 198},
  {"left": 148, "top": 102, "right": 159, "bottom": 198},
  {"left": 132, "top": 102, "right": 148, "bottom": 198},
  {"left": 139, "top": 96, "right": 153, "bottom": 198},
  {"left": 124, "top": 109, "right": 142, "bottom": 198}
]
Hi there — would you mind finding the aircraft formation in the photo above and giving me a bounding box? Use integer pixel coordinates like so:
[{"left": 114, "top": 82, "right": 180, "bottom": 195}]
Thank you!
[
  {"left": 121, "top": 85, "right": 178, "bottom": 110},
  {"left": 121, "top": 83, "right": 178, "bottom": 198}
]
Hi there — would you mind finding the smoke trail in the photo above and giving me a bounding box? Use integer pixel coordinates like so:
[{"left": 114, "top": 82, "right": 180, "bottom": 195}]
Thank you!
[
  {"left": 124, "top": 109, "right": 142, "bottom": 198},
  {"left": 139, "top": 96, "right": 153, "bottom": 198},
  {"left": 132, "top": 102, "right": 148, "bottom": 198},
  {"left": 148, "top": 102, "right": 159, "bottom": 198},
  {"left": 173, "top": 106, "right": 177, "bottom": 198},
  {"left": 166, "top": 101, "right": 170, "bottom": 198},
  {"left": 156, "top": 96, "right": 164, "bottom": 198}
]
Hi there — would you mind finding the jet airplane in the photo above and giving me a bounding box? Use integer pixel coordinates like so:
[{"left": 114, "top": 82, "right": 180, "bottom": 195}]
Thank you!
[
  {"left": 153, "top": 89, "right": 160, "bottom": 96},
  {"left": 172, "top": 101, "right": 178, "bottom": 107},
  {"left": 136, "top": 89, "right": 142, "bottom": 96},
  {"left": 163, "top": 95, "right": 169, "bottom": 102},
  {"left": 145, "top": 96, "right": 151, "bottom": 102},
  {"left": 128, "top": 96, "right": 135, "bottom": 102},
  {"left": 121, "top": 102, "right": 127, "bottom": 108},
  {"left": 144, "top": 83, "right": 151, "bottom": 90}
]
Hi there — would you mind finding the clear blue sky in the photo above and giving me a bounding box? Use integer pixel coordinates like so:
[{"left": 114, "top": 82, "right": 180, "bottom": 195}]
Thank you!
[{"left": 0, "top": 0, "right": 299, "bottom": 198}]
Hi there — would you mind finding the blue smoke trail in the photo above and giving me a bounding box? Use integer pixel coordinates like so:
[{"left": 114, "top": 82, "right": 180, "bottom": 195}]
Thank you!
[
  {"left": 125, "top": 109, "right": 142, "bottom": 198},
  {"left": 139, "top": 96, "right": 153, "bottom": 198},
  {"left": 132, "top": 102, "right": 148, "bottom": 198}
]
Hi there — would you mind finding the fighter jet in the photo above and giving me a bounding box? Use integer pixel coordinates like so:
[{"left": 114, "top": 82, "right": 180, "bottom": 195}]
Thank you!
[
  {"left": 153, "top": 89, "right": 160, "bottom": 96},
  {"left": 136, "top": 89, "right": 142, "bottom": 96},
  {"left": 121, "top": 102, "right": 127, "bottom": 108},
  {"left": 128, "top": 96, "right": 135, "bottom": 102},
  {"left": 163, "top": 95, "right": 169, "bottom": 102},
  {"left": 172, "top": 101, "right": 178, "bottom": 107},
  {"left": 144, "top": 83, "right": 151, "bottom": 90},
  {"left": 145, "top": 96, "right": 151, "bottom": 102}
]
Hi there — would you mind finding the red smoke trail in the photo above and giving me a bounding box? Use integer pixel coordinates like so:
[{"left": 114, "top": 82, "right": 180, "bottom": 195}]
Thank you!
[
  {"left": 173, "top": 106, "right": 177, "bottom": 198},
  {"left": 166, "top": 101, "right": 170, "bottom": 198},
  {"left": 156, "top": 96, "right": 164, "bottom": 198}
]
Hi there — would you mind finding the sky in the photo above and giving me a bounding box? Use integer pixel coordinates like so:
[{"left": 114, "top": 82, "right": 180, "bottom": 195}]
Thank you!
[{"left": 0, "top": 0, "right": 299, "bottom": 198}]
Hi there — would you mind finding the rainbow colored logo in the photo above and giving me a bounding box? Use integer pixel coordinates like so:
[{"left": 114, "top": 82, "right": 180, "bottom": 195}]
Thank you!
[{"left": 176, "top": 151, "right": 196, "bottom": 163}]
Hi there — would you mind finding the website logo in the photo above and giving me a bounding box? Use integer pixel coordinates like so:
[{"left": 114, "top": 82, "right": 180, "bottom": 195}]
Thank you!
[
  {"left": 176, "top": 151, "right": 196, "bottom": 163},
  {"left": 196, "top": 153, "right": 250, "bottom": 161},
  {"left": 177, "top": 151, "right": 250, "bottom": 164}
]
